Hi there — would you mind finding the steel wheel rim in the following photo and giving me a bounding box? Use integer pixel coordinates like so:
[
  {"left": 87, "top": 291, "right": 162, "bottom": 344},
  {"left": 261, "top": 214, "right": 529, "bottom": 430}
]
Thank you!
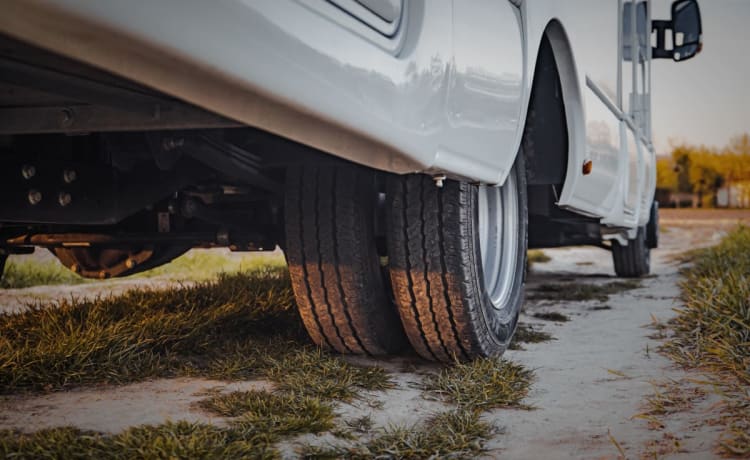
[{"left": 477, "top": 168, "right": 519, "bottom": 313}]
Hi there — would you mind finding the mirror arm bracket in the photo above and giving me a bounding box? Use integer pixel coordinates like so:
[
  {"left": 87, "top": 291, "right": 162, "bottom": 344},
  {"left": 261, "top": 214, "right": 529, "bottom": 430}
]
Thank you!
[{"left": 652, "top": 20, "right": 673, "bottom": 59}]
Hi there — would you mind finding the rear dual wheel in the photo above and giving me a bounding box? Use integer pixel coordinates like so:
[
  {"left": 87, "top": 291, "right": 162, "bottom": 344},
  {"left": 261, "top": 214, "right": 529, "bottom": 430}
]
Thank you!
[
  {"left": 284, "top": 163, "right": 405, "bottom": 355},
  {"left": 386, "top": 156, "right": 528, "bottom": 361},
  {"left": 284, "top": 156, "right": 528, "bottom": 361}
]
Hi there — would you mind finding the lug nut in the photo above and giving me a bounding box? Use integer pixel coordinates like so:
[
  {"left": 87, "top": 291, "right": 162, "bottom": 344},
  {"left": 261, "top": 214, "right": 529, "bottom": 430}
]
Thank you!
[
  {"left": 58, "top": 192, "right": 72, "bottom": 207},
  {"left": 21, "top": 164, "right": 36, "bottom": 180},
  {"left": 27, "top": 190, "right": 42, "bottom": 205},
  {"left": 63, "top": 169, "right": 77, "bottom": 184}
]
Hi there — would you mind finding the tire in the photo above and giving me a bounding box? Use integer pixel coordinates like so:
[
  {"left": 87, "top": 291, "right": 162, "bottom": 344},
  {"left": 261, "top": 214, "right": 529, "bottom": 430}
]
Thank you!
[
  {"left": 612, "top": 226, "right": 651, "bottom": 278},
  {"left": 284, "top": 163, "right": 406, "bottom": 355},
  {"left": 386, "top": 155, "right": 528, "bottom": 362}
]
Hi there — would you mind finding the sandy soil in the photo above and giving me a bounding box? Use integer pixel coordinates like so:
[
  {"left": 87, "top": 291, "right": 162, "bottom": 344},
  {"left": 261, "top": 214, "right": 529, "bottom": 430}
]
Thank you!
[{"left": 1, "top": 210, "right": 747, "bottom": 458}]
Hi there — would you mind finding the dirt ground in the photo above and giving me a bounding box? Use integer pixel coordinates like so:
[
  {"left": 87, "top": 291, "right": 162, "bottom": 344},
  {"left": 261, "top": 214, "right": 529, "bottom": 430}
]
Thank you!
[{"left": 1, "top": 209, "right": 748, "bottom": 459}]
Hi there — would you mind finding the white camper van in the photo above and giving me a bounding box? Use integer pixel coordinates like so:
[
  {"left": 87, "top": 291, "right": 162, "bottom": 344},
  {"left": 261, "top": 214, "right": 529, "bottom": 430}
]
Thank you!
[{"left": 0, "top": 1, "right": 702, "bottom": 360}]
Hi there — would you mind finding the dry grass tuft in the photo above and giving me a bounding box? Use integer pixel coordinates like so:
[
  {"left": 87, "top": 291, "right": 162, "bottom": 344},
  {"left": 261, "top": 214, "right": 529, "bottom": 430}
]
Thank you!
[
  {"left": 422, "top": 358, "right": 534, "bottom": 410},
  {"left": 533, "top": 311, "right": 570, "bottom": 322},
  {"left": 0, "top": 421, "right": 280, "bottom": 459},
  {"left": 529, "top": 280, "right": 641, "bottom": 302},
  {"left": 267, "top": 348, "right": 392, "bottom": 401},
  {"left": 508, "top": 322, "right": 553, "bottom": 350},
  {"left": 661, "top": 226, "right": 750, "bottom": 456},
  {"left": 301, "top": 409, "right": 495, "bottom": 459},
  {"left": 634, "top": 380, "right": 707, "bottom": 430}
]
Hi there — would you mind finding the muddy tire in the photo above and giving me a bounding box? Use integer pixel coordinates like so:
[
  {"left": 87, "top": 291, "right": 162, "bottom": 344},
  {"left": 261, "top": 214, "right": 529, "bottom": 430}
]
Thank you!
[
  {"left": 612, "top": 227, "right": 651, "bottom": 278},
  {"left": 386, "top": 155, "right": 528, "bottom": 362},
  {"left": 284, "top": 163, "right": 406, "bottom": 355}
]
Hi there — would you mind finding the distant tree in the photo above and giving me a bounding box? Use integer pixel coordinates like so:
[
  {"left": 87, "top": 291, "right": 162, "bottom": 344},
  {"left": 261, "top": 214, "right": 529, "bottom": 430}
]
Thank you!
[{"left": 656, "top": 133, "right": 750, "bottom": 207}]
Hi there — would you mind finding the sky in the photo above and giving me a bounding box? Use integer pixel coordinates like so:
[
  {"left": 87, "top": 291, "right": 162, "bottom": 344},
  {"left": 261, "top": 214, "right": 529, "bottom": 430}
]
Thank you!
[{"left": 650, "top": 0, "right": 750, "bottom": 154}]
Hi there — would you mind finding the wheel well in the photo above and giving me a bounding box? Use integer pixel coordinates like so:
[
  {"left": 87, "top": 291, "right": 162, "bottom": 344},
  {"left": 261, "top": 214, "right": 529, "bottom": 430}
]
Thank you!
[
  {"left": 525, "top": 24, "right": 602, "bottom": 249},
  {"left": 522, "top": 30, "right": 568, "bottom": 187}
]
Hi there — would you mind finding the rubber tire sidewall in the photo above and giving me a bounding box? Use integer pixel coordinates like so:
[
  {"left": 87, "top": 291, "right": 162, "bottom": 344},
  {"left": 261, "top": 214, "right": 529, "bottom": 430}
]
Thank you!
[{"left": 468, "top": 155, "right": 528, "bottom": 349}]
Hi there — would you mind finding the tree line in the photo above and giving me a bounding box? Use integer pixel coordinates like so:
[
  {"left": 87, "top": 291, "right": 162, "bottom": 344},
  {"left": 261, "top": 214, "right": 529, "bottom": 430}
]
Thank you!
[{"left": 656, "top": 134, "right": 750, "bottom": 207}]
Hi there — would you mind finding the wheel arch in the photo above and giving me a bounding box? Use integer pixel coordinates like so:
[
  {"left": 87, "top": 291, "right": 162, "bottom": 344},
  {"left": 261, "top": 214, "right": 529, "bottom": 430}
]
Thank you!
[{"left": 521, "top": 19, "right": 586, "bottom": 190}]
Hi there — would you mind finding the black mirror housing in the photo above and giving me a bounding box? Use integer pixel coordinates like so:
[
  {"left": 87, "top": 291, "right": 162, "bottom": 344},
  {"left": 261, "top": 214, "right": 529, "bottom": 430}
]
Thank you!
[{"left": 653, "top": 0, "right": 703, "bottom": 62}]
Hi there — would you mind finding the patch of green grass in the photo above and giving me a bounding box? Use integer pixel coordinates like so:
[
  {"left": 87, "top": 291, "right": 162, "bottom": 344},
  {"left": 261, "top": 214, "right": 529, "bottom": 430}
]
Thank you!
[
  {"left": 661, "top": 226, "right": 750, "bottom": 456},
  {"left": 302, "top": 409, "right": 495, "bottom": 459},
  {"left": 508, "top": 323, "right": 553, "bottom": 350},
  {"left": 267, "top": 348, "right": 393, "bottom": 401},
  {"left": 529, "top": 280, "right": 641, "bottom": 302},
  {"left": 135, "top": 249, "right": 285, "bottom": 281},
  {"left": 533, "top": 311, "right": 570, "bottom": 322},
  {"left": 0, "top": 421, "right": 280, "bottom": 459},
  {"left": 0, "top": 250, "right": 284, "bottom": 289},
  {"left": 0, "top": 268, "right": 295, "bottom": 392},
  {"left": 0, "top": 259, "right": 86, "bottom": 289},
  {"left": 198, "top": 390, "right": 335, "bottom": 435},
  {"left": 422, "top": 358, "right": 534, "bottom": 410},
  {"left": 0, "top": 268, "right": 389, "bottom": 397},
  {"left": 527, "top": 250, "right": 551, "bottom": 266}
]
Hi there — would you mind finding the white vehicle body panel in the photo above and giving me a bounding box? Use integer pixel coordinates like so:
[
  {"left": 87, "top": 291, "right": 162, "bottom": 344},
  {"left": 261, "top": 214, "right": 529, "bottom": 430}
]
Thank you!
[{"left": 0, "top": 0, "right": 657, "bottom": 232}]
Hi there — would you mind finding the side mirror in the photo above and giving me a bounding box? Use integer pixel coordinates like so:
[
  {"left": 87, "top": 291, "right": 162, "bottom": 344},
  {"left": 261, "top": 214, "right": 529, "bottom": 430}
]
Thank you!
[{"left": 653, "top": 0, "right": 703, "bottom": 61}]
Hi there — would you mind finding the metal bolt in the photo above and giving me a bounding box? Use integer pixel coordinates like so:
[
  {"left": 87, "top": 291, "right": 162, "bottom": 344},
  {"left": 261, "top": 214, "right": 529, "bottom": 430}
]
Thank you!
[
  {"left": 125, "top": 258, "right": 137, "bottom": 269},
  {"left": 70, "top": 264, "right": 79, "bottom": 273},
  {"left": 98, "top": 270, "right": 108, "bottom": 279},
  {"left": 63, "top": 169, "right": 77, "bottom": 184},
  {"left": 433, "top": 174, "right": 447, "bottom": 188},
  {"left": 21, "top": 164, "right": 36, "bottom": 180},
  {"left": 27, "top": 189, "right": 42, "bottom": 205},
  {"left": 58, "top": 192, "right": 72, "bottom": 207}
]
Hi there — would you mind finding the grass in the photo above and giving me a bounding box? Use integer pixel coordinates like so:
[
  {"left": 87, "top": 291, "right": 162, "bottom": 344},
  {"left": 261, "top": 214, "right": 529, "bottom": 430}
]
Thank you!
[
  {"left": 300, "top": 358, "right": 534, "bottom": 457},
  {"left": 634, "top": 380, "right": 707, "bottom": 430},
  {"left": 1, "top": 249, "right": 285, "bottom": 289},
  {"left": 508, "top": 322, "right": 553, "bottom": 350},
  {"left": 422, "top": 358, "right": 534, "bottom": 410},
  {"left": 0, "top": 397, "right": 337, "bottom": 460},
  {"left": 660, "top": 226, "right": 750, "bottom": 457},
  {"left": 1, "top": 253, "right": 538, "bottom": 458},
  {"left": 134, "top": 249, "right": 285, "bottom": 281},
  {"left": 533, "top": 311, "right": 570, "bottom": 322},
  {"left": 0, "top": 422, "right": 282, "bottom": 459},
  {"left": 197, "top": 390, "right": 335, "bottom": 435},
  {"left": 528, "top": 280, "right": 641, "bottom": 302},
  {"left": 301, "top": 409, "right": 495, "bottom": 459},
  {"left": 267, "top": 348, "right": 392, "bottom": 401},
  {"left": 0, "top": 266, "right": 398, "bottom": 458},
  {"left": 0, "top": 258, "right": 86, "bottom": 289},
  {"left": 0, "top": 268, "right": 390, "bottom": 396},
  {"left": 527, "top": 250, "right": 551, "bottom": 266}
]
